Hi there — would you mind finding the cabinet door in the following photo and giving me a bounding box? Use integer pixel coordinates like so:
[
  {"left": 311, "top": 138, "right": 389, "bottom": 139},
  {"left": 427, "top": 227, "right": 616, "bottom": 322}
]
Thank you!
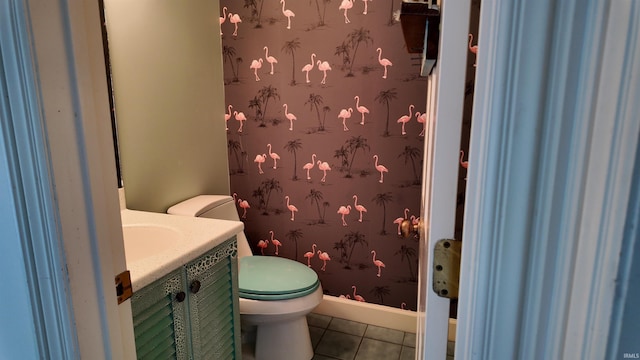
[
  {"left": 185, "top": 238, "right": 241, "bottom": 359},
  {"left": 131, "top": 268, "right": 189, "bottom": 360}
]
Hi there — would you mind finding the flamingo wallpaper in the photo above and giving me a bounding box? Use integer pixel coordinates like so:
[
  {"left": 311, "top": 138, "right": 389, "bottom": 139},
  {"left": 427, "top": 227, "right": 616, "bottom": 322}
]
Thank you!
[{"left": 220, "top": 0, "right": 428, "bottom": 310}]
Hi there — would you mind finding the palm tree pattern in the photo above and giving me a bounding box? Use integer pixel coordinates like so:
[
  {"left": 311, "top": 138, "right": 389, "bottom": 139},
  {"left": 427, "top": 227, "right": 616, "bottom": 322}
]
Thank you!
[{"left": 221, "top": 0, "right": 426, "bottom": 310}]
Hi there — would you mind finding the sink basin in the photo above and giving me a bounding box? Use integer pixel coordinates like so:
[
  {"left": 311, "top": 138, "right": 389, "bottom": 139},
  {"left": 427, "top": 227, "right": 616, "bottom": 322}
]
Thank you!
[
  {"left": 122, "top": 224, "right": 181, "bottom": 262},
  {"left": 120, "top": 209, "right": 244, "bottom": 290}
]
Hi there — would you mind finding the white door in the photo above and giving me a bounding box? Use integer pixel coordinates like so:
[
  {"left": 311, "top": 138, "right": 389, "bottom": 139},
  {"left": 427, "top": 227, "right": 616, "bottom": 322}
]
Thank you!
[
  {"left": 19, "top": 0, "right": 136, "bottom": 358},
  {"left": 416, "top": 1, "right": 471, "bottom": 359}
]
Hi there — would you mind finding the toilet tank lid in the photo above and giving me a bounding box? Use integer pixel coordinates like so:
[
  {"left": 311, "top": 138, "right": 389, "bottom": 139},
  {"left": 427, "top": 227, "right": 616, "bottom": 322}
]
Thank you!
[{"left": 167, "top": 195, "right": 233, "bottom": 217}]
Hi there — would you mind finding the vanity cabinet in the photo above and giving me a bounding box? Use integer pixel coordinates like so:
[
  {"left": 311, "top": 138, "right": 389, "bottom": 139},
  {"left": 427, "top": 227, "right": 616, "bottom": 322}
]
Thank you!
[{"left": 131, "top": 237, "right": 241, "bottom": 359}]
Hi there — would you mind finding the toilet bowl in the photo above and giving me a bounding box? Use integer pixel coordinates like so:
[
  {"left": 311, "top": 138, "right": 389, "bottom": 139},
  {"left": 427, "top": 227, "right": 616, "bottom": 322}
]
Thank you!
[{"left": 167, "top": 195, "right": 322, "bottom": 360}]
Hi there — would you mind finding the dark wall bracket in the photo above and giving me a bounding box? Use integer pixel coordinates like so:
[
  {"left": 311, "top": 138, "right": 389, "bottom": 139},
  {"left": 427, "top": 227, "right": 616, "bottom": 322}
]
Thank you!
[{"left": 399, "top": 2, "right": 440, "bottom": 76}]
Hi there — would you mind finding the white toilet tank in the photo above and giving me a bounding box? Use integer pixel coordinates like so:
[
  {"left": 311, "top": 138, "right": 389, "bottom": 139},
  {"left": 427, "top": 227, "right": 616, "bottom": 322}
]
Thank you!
[{"left": 167, "top": 195, "right": 252, "bottom": 258}]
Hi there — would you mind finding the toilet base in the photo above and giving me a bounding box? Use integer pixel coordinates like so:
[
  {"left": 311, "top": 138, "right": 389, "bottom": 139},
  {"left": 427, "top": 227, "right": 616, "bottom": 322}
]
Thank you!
[
  {"left": 239, "top": 285, "right": 322, "bottom": 360},
  {"left": 252, "top": 316, "right": 313, "bottom": 360}
]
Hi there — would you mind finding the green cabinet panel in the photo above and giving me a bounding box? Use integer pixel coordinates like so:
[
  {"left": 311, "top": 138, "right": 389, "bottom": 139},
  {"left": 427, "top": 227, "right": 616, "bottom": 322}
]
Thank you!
[
  {"left": 186, "top": 246, "right": 241, "bottom": 359},
  {"left": 131, "top": 237, "right": 240, "bottom": 360},
  {"left": 131, "top": 268, "right": 187, "bottom": 359}
]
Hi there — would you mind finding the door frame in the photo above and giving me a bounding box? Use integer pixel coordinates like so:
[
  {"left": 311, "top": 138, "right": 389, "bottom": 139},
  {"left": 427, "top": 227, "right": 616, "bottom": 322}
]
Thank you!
[
  {"left": 1, "top": 0, "right": 134, "bottom": 358},
  {"left": 416, "top": 0, "right": 471, "bottom": 359},
  {"left": 456, "top": 1, "right": 640, "bottom": 359}
]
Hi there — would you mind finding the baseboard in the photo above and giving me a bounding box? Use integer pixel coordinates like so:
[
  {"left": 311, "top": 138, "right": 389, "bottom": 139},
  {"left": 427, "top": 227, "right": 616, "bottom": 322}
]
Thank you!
[{"left": 313, "top": 295, "right": 456, "bottom": 341}]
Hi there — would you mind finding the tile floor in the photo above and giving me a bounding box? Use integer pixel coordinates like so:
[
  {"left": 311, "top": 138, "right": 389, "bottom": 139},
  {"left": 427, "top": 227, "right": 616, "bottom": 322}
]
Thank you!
[
  {"left": 307, "top": 313, "right": 417, "bottom": 360},
  {"left": 242, "top": 313, "right": 455, "bottom": 359}
]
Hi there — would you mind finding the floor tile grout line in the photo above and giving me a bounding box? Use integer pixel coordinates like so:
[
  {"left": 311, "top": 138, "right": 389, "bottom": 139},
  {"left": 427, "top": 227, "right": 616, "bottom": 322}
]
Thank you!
[
  {"left": 352, "top": 325, "right": 367, "bottom": 360},
  {"left": 313, "top": 326, "right": 327, "bottom": 351},
  {"left": 310, "top": 316, "right": 417, "bottom": 360},
  {"left": 318, "top": 328, "right": 408, "bottom": 347}
]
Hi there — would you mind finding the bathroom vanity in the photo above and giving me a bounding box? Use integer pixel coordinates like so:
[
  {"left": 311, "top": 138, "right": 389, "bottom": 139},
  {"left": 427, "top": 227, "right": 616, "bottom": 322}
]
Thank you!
[{"left": 120, "top": 210, "right": 243, "bottom": 359}]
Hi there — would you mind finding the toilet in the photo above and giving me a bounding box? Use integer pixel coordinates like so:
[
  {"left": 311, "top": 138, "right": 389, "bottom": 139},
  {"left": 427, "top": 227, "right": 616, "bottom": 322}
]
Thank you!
[{"left": 167, "top": 195, "right": 322, "bottom": 360}]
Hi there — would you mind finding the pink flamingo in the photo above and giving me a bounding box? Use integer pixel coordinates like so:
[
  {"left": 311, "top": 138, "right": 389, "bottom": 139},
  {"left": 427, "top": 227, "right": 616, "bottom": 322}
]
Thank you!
[
  {"left": 371, "top": 250, "right": 386, "bottom": 277},
  {"left": 317, "top": 160, "right": 331, "bottom": 182},
  {"left": 376, "top": 47, "right": 393, "bottom": 79},
  {"left": 280, "top": 0, "right": 295, "bottom": 30},
  {"left": 237, "top": 198, "right": 250, "bottom": 219},
  {"left": 393, "top": 208, "right": 410, "bottom": 235},
  {"left": 303, "top": 154, "right": 317, "bottom": 180},
  {"left": 373, "top": 155, "right": 388, "bottom": 183},
  {"left": 362, "top": 0, "right": 371, "bottom": 15},
  {"left": 415, "top": 111, "right": 427, "bottom": 136},
  {"left": 354, "top": 96, "right": 369, "bottom": 125},
  {"left": 460, "top": 150, "right": 469, "bottom": 180},
  {"left": 410, "top": 215, "right": 420, "bottom": 237},
  {"left": 257, "top": 239, "right": 269, "bottom": 255},
  {"left": 233, "top": 193, "right": 251, "bottom": 218},
  {"left": 316, "top": 60, "right": 332, "bottom": 85},
  {"left": 267, "top": 143, "right": 280, "bottom": 169},
  {"left": 469, "top": 34, "right": 478, "bottom": 67},
  {"left": 304, "top": 244, "right": 317, "bottom": 267},
  {"left": 352, "top": 195, "right": 367, "bottom": 222},
  {"left": 460, "top": 150, "right": 469, "bottom": 169},
  {"left": 249, "top": 58, "right": 263, "bottom": 81},
  {"left": 285, "top": 195, "right": 298, "bottom": 221},
  {"left": 269, "top": 230, "right": 282, "bottom": 255},
  {"left": 254, "top": 154, "right": 266, "bottom": 174},
  {"left": 393, "top": 218, "right": 403, "bottom": 235},
  {"left": 263, "top": 46, "right": 278, "bottom": 75},
  {"left": 234, "top": 110, "right": 247, "bottom": 132},
  {"left": 233, "top": 192, "right": 240, "bottom": 212},
  {"left": 352, "top": 285, "right": 365, "bottom": 302},
  {"left": 219, "top": 7, "right": 227, "bottom": 35},
  {"left": 317, "top": 250, "right": 331, "bottom": 271},
  {"left": 339, "top": 0, "right": 354, "bottom": 23},
  {"left": 401, "top": 302, "right": 407, "bottom": 310},
  {"left": 228, "top": 12, "right": 242, "bottom": 36},
  {"left": 283, "top": 104, "right": 297, "bottom": 131},
  {"left": 339, "top": 294, "right": 352, "bottom": 299},
  {"left": 338, "top": 108, "right": 353, "bottom": 131},
  {"left": 397, "top": 104, "right": 414, "bottom": 135},
  {"left": 301, "top": 53, "right": 316, "bottom": 83},
  {"left": 337, "top": 205, "right": 351, "bottom": 226},
  {"left": 224, "top": 104, "right": 233, "bottom": 130}
]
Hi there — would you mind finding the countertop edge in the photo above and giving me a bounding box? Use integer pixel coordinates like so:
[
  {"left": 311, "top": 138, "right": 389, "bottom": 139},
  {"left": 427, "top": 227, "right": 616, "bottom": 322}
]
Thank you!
[{"left": 120, "top": 209, "right": 244, "bottom": 291}]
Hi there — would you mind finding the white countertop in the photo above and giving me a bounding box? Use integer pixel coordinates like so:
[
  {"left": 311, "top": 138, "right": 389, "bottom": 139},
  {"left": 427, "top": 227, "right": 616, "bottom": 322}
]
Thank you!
[{"left": 120, "top": 209, "right": 244, "bottom": 291}]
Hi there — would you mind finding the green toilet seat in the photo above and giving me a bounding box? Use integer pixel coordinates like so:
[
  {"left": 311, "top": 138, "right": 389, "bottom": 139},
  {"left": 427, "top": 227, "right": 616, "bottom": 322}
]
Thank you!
[{"left": 239, "top": 256, "right": 320, "bottom": 301}]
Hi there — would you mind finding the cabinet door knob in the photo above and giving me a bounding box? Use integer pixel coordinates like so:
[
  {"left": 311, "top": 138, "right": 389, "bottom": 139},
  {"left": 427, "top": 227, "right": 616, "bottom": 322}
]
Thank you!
[
  {"left": 175, "top": 291, "right": 186, "bottom": 302},
  {"left": 190, "top": 280, "right": 202, "bottom": 294}
]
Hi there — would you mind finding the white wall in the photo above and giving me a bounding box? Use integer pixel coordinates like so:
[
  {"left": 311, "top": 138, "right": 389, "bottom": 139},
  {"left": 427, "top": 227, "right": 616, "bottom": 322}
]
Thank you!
[{"left": 105, "top": 0, "right": 229, "bottom": 212}]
